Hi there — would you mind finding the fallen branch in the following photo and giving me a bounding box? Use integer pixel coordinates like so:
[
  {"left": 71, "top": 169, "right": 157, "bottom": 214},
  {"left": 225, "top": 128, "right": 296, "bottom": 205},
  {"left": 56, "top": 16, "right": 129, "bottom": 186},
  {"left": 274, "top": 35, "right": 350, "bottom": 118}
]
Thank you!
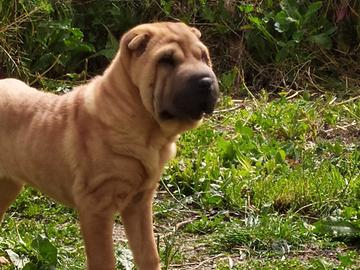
[
  {"left": 323, "top": 122, "right": 357, "bottom": 133},
  {"left": 213, "top": 105, "right": 244, "bottom": 114}
]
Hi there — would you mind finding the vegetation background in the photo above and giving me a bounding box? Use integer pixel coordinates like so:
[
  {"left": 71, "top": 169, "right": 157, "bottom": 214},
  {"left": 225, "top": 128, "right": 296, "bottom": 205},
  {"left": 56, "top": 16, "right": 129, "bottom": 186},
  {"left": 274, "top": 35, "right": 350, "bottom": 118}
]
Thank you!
[{"left": 0, "top": 0, "right": 359, "bottom": 269}]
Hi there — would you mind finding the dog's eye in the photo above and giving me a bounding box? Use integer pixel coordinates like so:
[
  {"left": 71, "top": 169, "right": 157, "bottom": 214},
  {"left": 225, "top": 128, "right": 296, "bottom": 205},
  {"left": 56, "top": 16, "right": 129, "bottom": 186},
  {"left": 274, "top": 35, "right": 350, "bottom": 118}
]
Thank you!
[
  {"left": 201, "top": 51, "right": 210, "bottom": 65},
  {"left": 159, "top": 54, "right": 176, "bottom": 66}
]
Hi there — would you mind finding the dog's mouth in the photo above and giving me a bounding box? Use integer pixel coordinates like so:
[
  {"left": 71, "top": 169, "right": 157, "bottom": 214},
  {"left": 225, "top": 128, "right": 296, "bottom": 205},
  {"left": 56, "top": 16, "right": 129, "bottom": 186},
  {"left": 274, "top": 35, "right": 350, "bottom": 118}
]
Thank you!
[
  {"left": 160, "top": 111, "right": 204, "bottom": 121},
  {"left": 159, "top": 110, "right": 176, "bottom": 120},
  {"left": 159, "top": 103, "right": 213, "bottom": 121}
]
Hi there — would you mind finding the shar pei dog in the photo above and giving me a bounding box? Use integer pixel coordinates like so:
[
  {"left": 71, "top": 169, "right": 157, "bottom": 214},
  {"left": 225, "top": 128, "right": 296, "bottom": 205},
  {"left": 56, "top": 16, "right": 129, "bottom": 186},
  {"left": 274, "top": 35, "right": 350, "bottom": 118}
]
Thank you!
[{"left": 0, "top": 22, "right": 219, "bottom": 269}]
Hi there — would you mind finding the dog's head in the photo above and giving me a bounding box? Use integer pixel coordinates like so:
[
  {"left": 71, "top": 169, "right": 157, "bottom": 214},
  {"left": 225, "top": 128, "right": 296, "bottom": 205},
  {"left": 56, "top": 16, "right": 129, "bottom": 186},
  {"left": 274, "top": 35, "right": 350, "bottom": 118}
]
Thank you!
[{"left": 119, "top": 22, "right": 219, "bottom": 129}]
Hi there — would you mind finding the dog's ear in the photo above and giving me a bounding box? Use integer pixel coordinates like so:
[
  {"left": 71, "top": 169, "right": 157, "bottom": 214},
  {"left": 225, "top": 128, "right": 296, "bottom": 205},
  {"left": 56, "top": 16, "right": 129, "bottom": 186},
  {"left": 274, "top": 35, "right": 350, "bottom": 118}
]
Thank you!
[
  {"left": 190, "top": 27, "right": 201, "bottom": 39},
  {"left": 128, "top": 33, "right": 150, "bottom": 51},
  {"left": 122, "top": 31, "right": 150, "bottom": 56}
]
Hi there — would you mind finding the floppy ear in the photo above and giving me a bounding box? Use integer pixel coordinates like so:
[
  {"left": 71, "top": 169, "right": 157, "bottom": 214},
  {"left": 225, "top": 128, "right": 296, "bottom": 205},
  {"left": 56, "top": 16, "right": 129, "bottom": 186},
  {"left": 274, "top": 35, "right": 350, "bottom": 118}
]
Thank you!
[
  {"left": 190, "top": 27, "right": 201, "bottom": 38},
  {"left": 122, "top": 32, "right": 150, "bottom": 56},
  {"left": 128, "top": 33, "right": 150, "bottom": 50}
]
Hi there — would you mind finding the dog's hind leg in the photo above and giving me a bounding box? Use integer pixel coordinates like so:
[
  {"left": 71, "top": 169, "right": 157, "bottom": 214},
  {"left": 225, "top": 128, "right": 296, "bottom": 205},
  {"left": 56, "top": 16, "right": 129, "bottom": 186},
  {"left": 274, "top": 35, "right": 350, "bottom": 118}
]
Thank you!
[{"left": 0, "top": 178, "right": 23, "bottom": 222}]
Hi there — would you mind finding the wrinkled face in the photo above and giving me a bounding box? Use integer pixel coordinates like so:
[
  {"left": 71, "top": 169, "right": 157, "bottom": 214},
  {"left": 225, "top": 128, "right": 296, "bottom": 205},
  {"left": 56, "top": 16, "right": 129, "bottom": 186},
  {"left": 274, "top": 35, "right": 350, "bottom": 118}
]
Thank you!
[{"left": 121, "top": 22, "right": 219, "bottom": 125}]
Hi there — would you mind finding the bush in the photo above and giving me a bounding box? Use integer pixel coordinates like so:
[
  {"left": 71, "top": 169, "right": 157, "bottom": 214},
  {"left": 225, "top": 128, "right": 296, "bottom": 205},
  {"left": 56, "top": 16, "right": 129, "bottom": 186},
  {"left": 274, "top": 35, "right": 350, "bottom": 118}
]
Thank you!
[
  {"left": 0, "top": 0, "right": 94, "bottom": 82},
  {"left": 0, "top": 0, "right": 359, "bottom": 94}
]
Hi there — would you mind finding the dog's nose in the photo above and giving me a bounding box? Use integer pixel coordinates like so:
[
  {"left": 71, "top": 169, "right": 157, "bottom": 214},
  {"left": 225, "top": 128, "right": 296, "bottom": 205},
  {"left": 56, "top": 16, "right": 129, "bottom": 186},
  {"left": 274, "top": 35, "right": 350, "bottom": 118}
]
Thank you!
[
  {"left": 161, "top": 73, "right": 219, "bottom": 121},
  {"left": 198, "top": 77, "right": 213, "bottom": 90},
  {"left": 185, "top": 75, "right": 218, "bottom": 117}
]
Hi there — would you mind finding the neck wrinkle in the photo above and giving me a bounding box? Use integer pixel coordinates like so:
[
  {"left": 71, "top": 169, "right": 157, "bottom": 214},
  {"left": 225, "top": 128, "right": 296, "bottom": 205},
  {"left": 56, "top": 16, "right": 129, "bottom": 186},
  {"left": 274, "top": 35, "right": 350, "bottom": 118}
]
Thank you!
[
  {"left": 105, "top": 54, "right": 140, "bottom": 107},
  {"left": 95, "top": 55, "right": 141, "bottom": 122},
  {"left": 97, "top": 52, "right": 180, "bottom": 153}
]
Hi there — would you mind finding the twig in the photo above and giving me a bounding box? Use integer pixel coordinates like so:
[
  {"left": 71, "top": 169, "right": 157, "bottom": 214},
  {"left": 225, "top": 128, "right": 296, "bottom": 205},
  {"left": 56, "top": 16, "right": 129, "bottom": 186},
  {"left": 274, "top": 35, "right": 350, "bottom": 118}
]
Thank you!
[
  {"left": 30, "top": 54, "right": 61, "bottom": 86},
  {"left": 160, "top": 179, "right": 190, "bottom": 211},
  {"left": 286, "top": 91, "right": 300, "bottom": 100},
  {"left": 323, "top": 122, "right": 357, "bottom": 133},
  {"left": 306, "top": 67, "right": 326, "bottom": 93},
  {"left": 192, "top": 254, "right": 225, "bottom": 269},
  {"left": 242, "top": 82, "right": 259, "bottom": 108},
  {"left": 294, "top": 199, "right": 340, "bottom": 214},
  {"left": 335, "top": 95, "right": 360, "bottom": 106},
  {"left": 171, "top": 254, "right": 225, "bottom": 269},
  {"left": 0, "top": 8, "right": 40, "bottom": 33},
  {"left": 170, "top": 262, "right": 200, "bottom": 268},
  {"left": 175, "top": 216, "right": 200, "bottom": 230},
  {"left": 232, "top": 99, "right": 245, "bottom": 103},
  {"left": 343, "top": 106, "right": 360, "bottom": 121},
  {"left": 213, "top": 105, "right": 243, "bottom": 114},
  {"left": 286, "top": 60, "right": 311, "bottom": 90},
  {"left": 0, "top": 44, "right": 19, "bottom": 73}
]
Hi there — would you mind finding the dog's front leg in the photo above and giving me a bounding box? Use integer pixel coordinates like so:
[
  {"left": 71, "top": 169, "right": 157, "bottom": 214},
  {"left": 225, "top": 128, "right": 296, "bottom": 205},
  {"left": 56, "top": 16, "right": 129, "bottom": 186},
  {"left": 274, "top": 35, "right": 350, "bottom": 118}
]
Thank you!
[
  {"left": 0, "top": 178, "right": 23, "bottom": 222},
  {"left": 121, "top": 189, "right": 160, "bottom": 270},
  {"left": 79, "top": 210, "right": 116, "bottom": 270}
]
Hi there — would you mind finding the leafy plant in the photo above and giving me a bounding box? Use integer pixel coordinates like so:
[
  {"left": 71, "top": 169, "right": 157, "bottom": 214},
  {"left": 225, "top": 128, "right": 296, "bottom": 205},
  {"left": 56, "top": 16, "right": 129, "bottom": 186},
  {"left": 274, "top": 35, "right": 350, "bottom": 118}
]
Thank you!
[
  {"left": 0, "top": 0, "right": 94, "bottom": 82},
  {"left": 243, "top": 0, "right": 337, "bottom": 62},
  {"left": 2, "top": 235, "right": 58, "bottom": 270}
]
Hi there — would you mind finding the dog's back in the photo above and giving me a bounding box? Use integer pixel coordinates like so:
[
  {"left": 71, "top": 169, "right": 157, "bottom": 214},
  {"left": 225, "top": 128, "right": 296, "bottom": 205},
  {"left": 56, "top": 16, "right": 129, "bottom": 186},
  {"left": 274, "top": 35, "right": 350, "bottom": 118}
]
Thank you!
[{"left": 0, "top": 78, "right": 78, "bottom": 205}]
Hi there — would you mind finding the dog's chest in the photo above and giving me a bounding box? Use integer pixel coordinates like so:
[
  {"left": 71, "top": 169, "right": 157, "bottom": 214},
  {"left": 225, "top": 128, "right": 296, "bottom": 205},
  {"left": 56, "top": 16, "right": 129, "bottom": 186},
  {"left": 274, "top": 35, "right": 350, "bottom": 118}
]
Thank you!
[
  {"left": 119, "top": 141, "right": 176, "bottom": 193},
  {"left": 159, "top": 142, "right": 176, "bottom": 167}
]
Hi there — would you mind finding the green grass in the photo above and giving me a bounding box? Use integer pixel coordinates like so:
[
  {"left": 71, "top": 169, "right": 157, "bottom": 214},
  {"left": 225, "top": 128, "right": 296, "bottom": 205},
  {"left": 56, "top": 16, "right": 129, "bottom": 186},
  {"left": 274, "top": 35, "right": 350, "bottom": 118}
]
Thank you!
[{"left": 0, "top": 93, "right": 359, "bottom": 269}]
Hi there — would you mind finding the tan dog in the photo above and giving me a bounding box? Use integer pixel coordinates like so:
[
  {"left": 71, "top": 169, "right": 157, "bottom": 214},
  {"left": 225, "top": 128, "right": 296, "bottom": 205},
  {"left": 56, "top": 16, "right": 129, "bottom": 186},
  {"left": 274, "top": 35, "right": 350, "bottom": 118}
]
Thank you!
[{"left": 0, "top": 22, "right": 218, "bottom": 270}]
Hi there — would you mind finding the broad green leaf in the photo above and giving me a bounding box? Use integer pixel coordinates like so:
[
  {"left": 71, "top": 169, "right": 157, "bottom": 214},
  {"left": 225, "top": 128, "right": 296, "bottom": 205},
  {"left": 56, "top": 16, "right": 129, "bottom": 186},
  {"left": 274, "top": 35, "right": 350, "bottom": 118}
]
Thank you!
[
  {"left": 280, "top": 0, "right": 301, "bottom": 21},
  {"left": 238, "top": 4, "right": 254, "bottom": 13},
  {"left": 205, "top": 194, "right": 223, "bottom": 206},
  {"left": 314, "top": 219, "right": 360, "bottom": 237},
  {"left": 217, "top": 138, "right": 236, "bottom": 160},
  {"left": 338, "top": 251, "right": 358, "bottom": 268},
  {"left": 342, "top": 206, "right": 358, "bottom": 219},
  {"left": 23, "top": 262, "right": 38, "bottom": 270},
  {"left": 275, "top": 46, "right": 289, "bottom": 62},
  {"left": 235, "top": 122, "right": 254, "bottom": 138},
  {"left": 201, "top": 6, "right": 216, "bottom": 22},
  {"left": 292, "top": 30, "right": 304, "bottom": 43},
  {"left": 31, "top": 235, "right": 58, "bottom": 266},
  {"left": 160, "top": 0, "right": 172, "bottom": 15},
  {"left": 220, "top": 69, "right": 236, "bottom": 90},
  {"left": 325, "top": 26, "right": 337, "bottom": 35},
  {"left": 304, "top": 1, "right": 322, "bottom": 24},
  {"left": 70, "top": 43, "right": 95, "bottom": 53},
  {"left": 309, "top": 33, "right": 332, "bottom": 49},
  {"left": 249, "top": 16, "right": 262, "bottom": 27},
  {"left": 275, "top": 149, "right": 286, "bottom": 164},
  {"left": 104, "top": 24, "right": 119, "bottom": 52},
  {"left": 97, "top": 48, "right": 117, "bottom": 60},
  {"left": 274, "top": 11, "right": 290, "bottom": 33},
  {"left": 310, "top": 258, "right": 331, "bottom": 270}
]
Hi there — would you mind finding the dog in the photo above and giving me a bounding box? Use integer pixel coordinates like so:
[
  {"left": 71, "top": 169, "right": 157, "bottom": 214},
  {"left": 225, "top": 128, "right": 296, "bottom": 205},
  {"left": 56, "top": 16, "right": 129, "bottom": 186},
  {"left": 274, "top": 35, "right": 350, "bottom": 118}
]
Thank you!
[{"left": 0, "top": 22, "right": 219, "bottom": 270}]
